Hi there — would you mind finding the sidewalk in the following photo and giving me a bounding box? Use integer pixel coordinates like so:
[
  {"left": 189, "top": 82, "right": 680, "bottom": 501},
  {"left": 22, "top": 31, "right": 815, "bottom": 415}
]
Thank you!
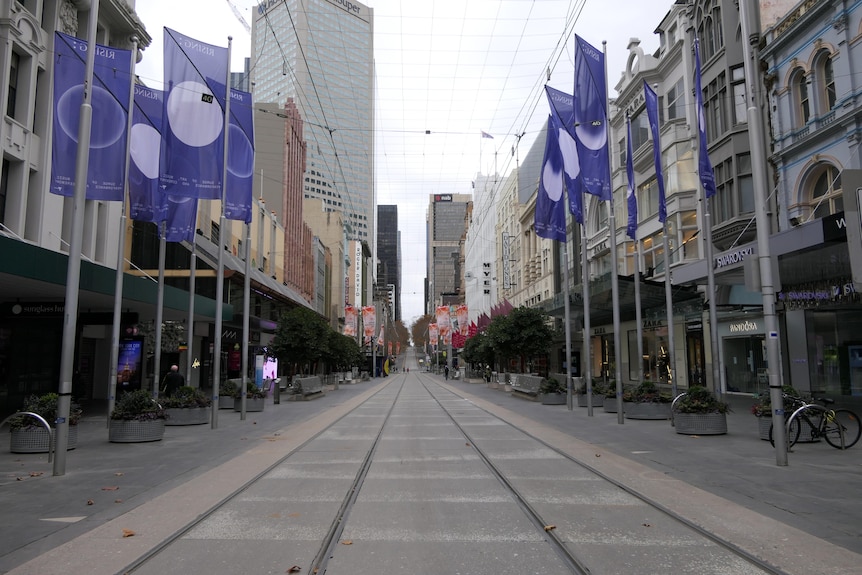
[{"left": 2, "top": 375, "right": 860, "bottom": 573}]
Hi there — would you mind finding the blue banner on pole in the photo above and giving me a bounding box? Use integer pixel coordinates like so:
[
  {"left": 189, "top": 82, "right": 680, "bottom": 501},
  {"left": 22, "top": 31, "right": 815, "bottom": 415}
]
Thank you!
[
  {"left": 535, "top": 115, "right": 567, "bottom": 242},
  {"left": 545, "top": 86, "right": 583, "bottom": 224},
  {"left": 225, "top": 89, "right": 255, "bottom": 223},
  {"left": 129, "top": 86, "right": 167, "bottom": 223},
  {"left": 161, "top": 28, "right": 228, "bottom": 200},
  {"left": 625, "top": 116, "right": 637, "bottom": 240},
  {"left": 573, "top": 35, "right": 611, "bottom": 201},
  {"left": 643, "top": 81, "right": 667, "bottom": 224},
  {"left": 694, "top": 38, "right": 716, "bottom": 199},
  {"left": 164, "top": 195, "right": 198, "bottom": 243},
  {"left": 51, "top": 32, "right": 133, "bottom": 201}
]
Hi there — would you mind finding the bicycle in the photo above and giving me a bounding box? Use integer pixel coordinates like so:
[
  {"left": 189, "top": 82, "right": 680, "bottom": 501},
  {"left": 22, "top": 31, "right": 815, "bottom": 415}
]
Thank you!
[{"left": 769, "top": 395, "right": 862, "bottom": 449}]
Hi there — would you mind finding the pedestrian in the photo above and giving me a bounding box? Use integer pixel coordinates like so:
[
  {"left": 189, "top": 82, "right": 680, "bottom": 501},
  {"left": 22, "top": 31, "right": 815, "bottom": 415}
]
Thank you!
[
  {"left": 161, "top": 364, "right": 185, "bottom": 397},
  {"left": 444, "top": 365, "right": 449, "bottom": 380}
]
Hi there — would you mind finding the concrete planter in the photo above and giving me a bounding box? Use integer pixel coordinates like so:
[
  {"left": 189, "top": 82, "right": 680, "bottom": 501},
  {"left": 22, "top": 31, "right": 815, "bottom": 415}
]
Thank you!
[
  {"left": 540, "top": 393, "right": 566, "bottom": 405},
  {"left": 603, "top": 399, "right": 619, "bottom": 413},
  {"left": 234, "top": 397, "right": 265, "bottom": 412},
  {"left": 10, "top": 425, "right": 78, "bottom": 453},
  {"left": 577, "top": 394, "right": 604, "bottom": 407},
  {"left": 503, "top": 383, "right": 513, "bottom": 392},
  {"left": 165, "top": 407, "right": 209, "bottom": 426},
  {"left": 218, "top": 396, "right": 235, "bottom": 410},
  {"left": 674, "top": 412, "right": 727, "bottom": 435},
  {"left": 109, "top": 419, "right": 165, "bottom": 443},
  {"left": 624, "top": 402, "right": 671, "bottom": 420}
]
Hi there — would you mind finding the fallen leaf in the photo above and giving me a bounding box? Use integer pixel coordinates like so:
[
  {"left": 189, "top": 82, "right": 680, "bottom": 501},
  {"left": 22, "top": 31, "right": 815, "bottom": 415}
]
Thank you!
[
  {"left": 465, "top": 442, "right": 471, "bottom": 447},
  {"left": 115, "top": 472, "right": 124, "bottom": 476},
  {"left": 87, "top": 499, "right": 94, "bottom": 505},
  {"left": 288, "top": 512, "right": 301, "bottom": 518},
  {"left": 642, "top": 523, "right": 651, "bottom": 527},
  {"left": 286, "top": 566, "right": 301, "bottom": 573},
  {"left": 16, "top": 477, "right": 24, "bottom": 481},
  {"left": 115, "top": 499, "right": 124, "bottom": 503},
  {"left": 29, "top": 471, "right": 44, "bottom": 477},
  {"left": 595, "top": 453, "right": 601, "bottom": 457},
  {"left": 102, "top": 486, "right": 120, "bottom": 491},
  {"left": 341, "top": 539, "right": 353, "bottom": 545},
  {"left": 544, "top": 525, "right": 556, "bottom": 531},
  {"left": 270, "top": 513, "right": 281, "bottom": 518},
  {"left": 122, "top": 529, "right": 135, "bottom": 538}
]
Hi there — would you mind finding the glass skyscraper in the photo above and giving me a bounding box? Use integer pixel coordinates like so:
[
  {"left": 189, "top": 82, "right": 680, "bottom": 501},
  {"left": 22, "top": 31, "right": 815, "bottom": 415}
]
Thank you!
[{"left": 251, "top": 0, "right": 374, "bottom": 247}]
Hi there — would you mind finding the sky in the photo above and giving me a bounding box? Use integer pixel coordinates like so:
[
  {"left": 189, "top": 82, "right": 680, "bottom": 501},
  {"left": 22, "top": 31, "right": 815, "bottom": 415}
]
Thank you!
[{"left": 134, "top": 0, "right": 670, "bottom": 327}]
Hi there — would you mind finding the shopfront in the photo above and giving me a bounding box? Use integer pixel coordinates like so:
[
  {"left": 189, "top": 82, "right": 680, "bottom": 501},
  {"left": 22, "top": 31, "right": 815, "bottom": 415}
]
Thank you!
[{"left": 719, "top": 315, "right": 767, "bottom": 394}]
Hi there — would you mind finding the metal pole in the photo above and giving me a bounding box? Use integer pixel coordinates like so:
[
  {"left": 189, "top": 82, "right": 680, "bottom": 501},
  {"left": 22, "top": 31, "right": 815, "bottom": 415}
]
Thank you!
[
  {"left": 562, "top": 236, "right": 573, "bottom": 411},
  {"left": 54, "top": 0, "right": 101, "bottom": 476},
  {"left": 240, "top": 222, "right": 251, "bottom": 420},
  {"left": 108, "top": 35, "right": 138, "bottom": 425},
  {"left": 581, "top": 204, "right": 593, "bottom": 416},
  {"left": 634, "top": 239, "right": 644, "bottom": 386},
  {"left": 153, "top": 226, "right": 166, "bottom": 399},
  {"left": 211, "top": 36, "right": 233, "bottom": 429},
  {"left": 662, "top": 223, "right": 677, "bottom": 398},
  {"left": 739, "top": 0, "right": 786, "bottom": 465},
  {"left": 186, "top": 238, "right": 197, "bottom": 385}
]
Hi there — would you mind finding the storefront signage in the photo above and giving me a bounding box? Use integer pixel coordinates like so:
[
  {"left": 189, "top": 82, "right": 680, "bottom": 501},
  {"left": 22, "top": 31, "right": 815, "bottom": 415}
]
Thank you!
[
  {"left": 729, "top": 320, "right": 758, "bottom": 333},
  {"left": 643, "top": 319, "right": 664, "bottom": 329},
  {"left": 778, "top": 280, "right": 856, "bottom": 308},
  {"left": 686, "top": 322, "right": 703, "bottom": 332},
  {"left": 589, "top": 240, "right": 608, "bottom": 258},
  {"left": 434, "top": 194, "right": 453, "bottom": 202},
  {"left": 714, "top": 246, "right": 753, "bottom": 269},
  {"left": 822, "top": 211, "right": 848, "bottom": 242},
  {"left": 593, "top": 327, "right": 606, "bottom": 335},
  {"left": 2, "top": 302, "right": 64, "bottom": 317}
]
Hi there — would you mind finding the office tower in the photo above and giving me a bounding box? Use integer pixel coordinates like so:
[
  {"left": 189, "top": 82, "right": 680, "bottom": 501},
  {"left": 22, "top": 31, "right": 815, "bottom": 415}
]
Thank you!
[
  {"left": 377, "top": 205, "right": 400, "bottom": 321},
  {"left": 251, "top": 0, "right": 375, "bottom": 252}
]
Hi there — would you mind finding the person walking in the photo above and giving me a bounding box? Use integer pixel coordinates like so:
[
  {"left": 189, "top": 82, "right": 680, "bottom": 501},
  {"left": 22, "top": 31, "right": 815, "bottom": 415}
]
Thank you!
[
  {"left": 161, "top": 365, "right": 185, "bottom": 397},
  {"left": 444, "top": 365, "right": 449, "bottom": 380}
]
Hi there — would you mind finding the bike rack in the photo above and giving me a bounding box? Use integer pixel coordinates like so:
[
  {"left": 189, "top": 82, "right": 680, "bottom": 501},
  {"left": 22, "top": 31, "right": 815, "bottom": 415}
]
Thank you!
[
  {"left": 669, "top": 392, "right": 687, "bottom": 427},
  {"left": 784, "top": 402, "right": 849, "bottom": 449},
  {"left": 0, "top": 411, "right": 55, "bottom": 463}
]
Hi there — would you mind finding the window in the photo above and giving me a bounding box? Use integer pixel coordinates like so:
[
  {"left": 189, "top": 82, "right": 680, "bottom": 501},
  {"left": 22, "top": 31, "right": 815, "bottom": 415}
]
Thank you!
[
  {"left": 794, "top": 70, "right": 810, "bottom": 126},
  {"left": 666, "top": 78, "right": 684, "bottom": 121},
  {"left": 0, "top": 159, "right": 8, "bottom": 223},
  {"left": 731, "top": 66, "right": 746, "bottom": 125},
  {"left": 737, "top": 153, "right": 754, "bottom": 213},
  {"left": 810, "top": 164, "right": 842, "bottom": 219},
  {"left": 705, "top": 72, "right": 727, "bottom": 138},
  {"left": 819, "top": 54, "right": 836, "bottom": 112},
  {"left": 7, "top": 52, "right": 19, "bottom": 119}
]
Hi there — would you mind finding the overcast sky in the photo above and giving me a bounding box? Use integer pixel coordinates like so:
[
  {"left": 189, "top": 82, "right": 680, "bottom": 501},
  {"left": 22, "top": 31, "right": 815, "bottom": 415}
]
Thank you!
[{"left": 134, "top": 0, "right": 670, "bottom": 327}]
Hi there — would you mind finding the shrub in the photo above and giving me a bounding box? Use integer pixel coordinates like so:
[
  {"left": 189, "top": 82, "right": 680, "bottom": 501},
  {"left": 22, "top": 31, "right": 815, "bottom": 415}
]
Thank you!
[
  {"left": 8, "top": 393, "right": 81, "bottom": 429},
  {"left": 111, "top": 389, "right": 166, "bottom": 421},
  {"left": 624, "top": 381, "right": 671, "bottom": 403},
  {"left": 540, "top": 377, "right": 564, "bottom": 394},
  {"left": 674, "top": 386, "right": 730, "bottom": 414},
  {"left": 161, "top": 386, "right": 211, "bottom": 408}
]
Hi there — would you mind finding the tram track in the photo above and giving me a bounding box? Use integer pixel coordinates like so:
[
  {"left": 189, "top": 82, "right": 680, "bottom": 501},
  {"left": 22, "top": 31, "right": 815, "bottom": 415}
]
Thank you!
[{"left": 123, "top": 373, "right": 791, "bottom": 575}]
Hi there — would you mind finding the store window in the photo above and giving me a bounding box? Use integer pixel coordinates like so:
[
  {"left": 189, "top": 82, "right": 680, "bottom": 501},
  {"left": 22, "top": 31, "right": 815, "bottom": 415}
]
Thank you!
[
  {"left": 806, "top": 310, "right": 862, "bottom": 396},
  {"left": 723, "top": 335, "right": 766, "bottom": 394},
  {"left": 628, "top": 326, "right": 670, "bottom": 383}
]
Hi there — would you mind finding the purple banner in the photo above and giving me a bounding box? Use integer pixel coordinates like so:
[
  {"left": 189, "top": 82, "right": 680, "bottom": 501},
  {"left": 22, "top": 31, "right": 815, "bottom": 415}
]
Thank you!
[
  {"left": 535, "top": 115, "right": 567, "bottom": 242},
  {"left": 225, "top": 89, "right": 255, "bottom": 222},
  {"left": 694, "top": 38, "right": 716, "bottom": 199},
  {"left": 573, "top": 35, "right": 611, "bottom": 201},
  {"left": 129, "top": 86, "right": 167, "bottom": 223},
  {"left": 545, "top": 86, "right": 583, "bottom": 224},
  {"left": 164, "top": 195, "right": 198, "bottom": 243},
  {"left": 643, "top": 81, "right": 667, "bottom": 223},
  {"left": 161, "top": 28, "right": 228, "bottom": 200},
  {"left": 51, "top": 32, "right": 133, "bottom": 201},
  {"left": 625, "top": 116, "right": 637, "bottom": 240}
]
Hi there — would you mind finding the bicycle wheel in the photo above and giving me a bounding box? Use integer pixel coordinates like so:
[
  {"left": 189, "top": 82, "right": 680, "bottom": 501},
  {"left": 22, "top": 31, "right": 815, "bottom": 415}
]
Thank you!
[
  {"left": 769, "top": 416, "right": 800, "bottom": 448},
  {"left": 823, "top": 409, "right": 862, "bottom": 449}
]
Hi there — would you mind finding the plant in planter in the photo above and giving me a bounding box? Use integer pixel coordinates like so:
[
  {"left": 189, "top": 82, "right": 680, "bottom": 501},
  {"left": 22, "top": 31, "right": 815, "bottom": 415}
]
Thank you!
[
  {"left": 161, "top": 386, "right": 211, "bottom": 425},
  {"left": 218, "top": 380, "right": 239, "bottom": 409},
  {"left": 233, "top": 381, "right": 266, "bottom": 412},
  {"left": 109, "top": 389, "right": 167, "bottom": 443},
  {"left": 751, "top": 385, "right": 814, "bottom": 441},
  {"left": 539, "top": 377, "right": 566, "bottom": 405},
  {"left": 8, "top": 393, "right": 82, "bottom": 453},
  {"left": 577, "top": 379, "right": 607, "bottom": 407},
  {"left": 672, "top": 386, "right": 730, "bottom": 435},
  {"left": 623, "top": 381, "right": 672, "bottom": 420}
]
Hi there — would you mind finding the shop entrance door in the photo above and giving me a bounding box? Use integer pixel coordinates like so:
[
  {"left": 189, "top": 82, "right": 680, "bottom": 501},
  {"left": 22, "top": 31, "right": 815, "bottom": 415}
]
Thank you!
[{"left": 723, "top": 335, "right": 766, "bottom": 394}]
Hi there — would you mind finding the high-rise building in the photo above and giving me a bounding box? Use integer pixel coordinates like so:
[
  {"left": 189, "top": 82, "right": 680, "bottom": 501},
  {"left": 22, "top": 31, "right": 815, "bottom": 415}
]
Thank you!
[
  {"left": 377, "top": 205, "right": 400, "bottom": 321},
  {"left": 250, "top": 0, "right": 375, "bottom": 252},
  {"left": 426, "top": 194, "right": 472, "bottom": 315}
]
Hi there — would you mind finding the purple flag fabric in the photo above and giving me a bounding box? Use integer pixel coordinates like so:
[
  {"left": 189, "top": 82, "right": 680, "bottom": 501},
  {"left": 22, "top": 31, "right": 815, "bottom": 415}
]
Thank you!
[
  {"left": 129, "top": 86, "right": 167, "bottom": 223},
  {"left": 545, "top": 86, "right": 583, "bottom": 224},
  {"left": 535, "top": 115, "right": 567, "bottom": 242},
  {"left": 643, "top": 81, "right": 667, "bottom": 223},
  {"left": 224, "top": 89, "right": 255, "bottom": 223},
  {"left": 163, "top": 195, "right": 198, "bottom": 243},
  {"left": 694, "top": 38, "right": 716, "bottom": 198},
  {"left": 625, "top": 116, "right": 637, "bottom": 240},
  {"left": 161, "top": 28, "right": 228, "bottom": 200},
  {"left": 51, "top": 32, "right": 133, "bottom": 201},
  {"left": 573, "top": 36, "right": 611, "bottom": 201}
]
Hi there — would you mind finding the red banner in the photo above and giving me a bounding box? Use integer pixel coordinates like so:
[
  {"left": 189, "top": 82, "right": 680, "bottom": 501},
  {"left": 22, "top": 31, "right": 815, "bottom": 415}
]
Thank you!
[
  {"left": 344, "top": 305, "right": 357, "bottom": 336},
  {"left": 362, "top": 306, "right": 376, "bottom": 344}
]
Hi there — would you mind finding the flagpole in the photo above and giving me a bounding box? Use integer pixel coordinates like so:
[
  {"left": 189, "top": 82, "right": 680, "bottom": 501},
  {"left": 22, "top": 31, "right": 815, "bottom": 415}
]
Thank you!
[
  {"left": 581, "top": 201, "right": 594, "bottom": 416},
  {"left": 54, "top": 0, "right": 100, "bottom": 475},
  {"left": 602, "top": 41, "right": 624, "bottom": 424},
  {"left": 211, "top": 36, "right": 233, "bottom": 429},
  {"left": 662, "top": 224, "right": 676, "bottom": 398},
  {"left": 628, "top": 113, "right": 644, "bottom": 390},
  {"left": 153, "top": 224, "right": 167, "bottom": 399},
  {"left": 562, "top": 219, "right": 574, "bottom": 411},
  {"left": 186, "top": 237, "right": 197, "bottom": 386},
  {"left": 634, "top": 239, "right": 643, "bottom": 386},
  {"left": 108, "top": 35, "right": 138, "bottom": 425},
  {"left": 739, "top": 0, "right": 786, "bottom": 465},
  {"left": 240, "top": 222, "right": 251, "bottom": 419}
]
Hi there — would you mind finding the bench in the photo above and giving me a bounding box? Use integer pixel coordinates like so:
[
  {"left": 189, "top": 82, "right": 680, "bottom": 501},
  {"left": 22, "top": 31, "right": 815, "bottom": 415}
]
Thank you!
[
  {"left": 288, "top": 376, "right": 325, "bottom": 400},
  {"left": 510, "top": 374, "right": 543, "bottom": 401}
]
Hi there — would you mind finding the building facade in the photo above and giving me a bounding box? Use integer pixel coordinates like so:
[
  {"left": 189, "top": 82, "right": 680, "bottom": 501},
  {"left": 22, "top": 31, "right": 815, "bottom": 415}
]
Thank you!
[
  {"left": 250, "top": 0, "right": 375, "bottom": 251},
  {"left": 426, "top": 194, "right": 472, "bottom": 314},
  {"left": 377, "top": 205, "right": 400, "bottom": 321}
]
